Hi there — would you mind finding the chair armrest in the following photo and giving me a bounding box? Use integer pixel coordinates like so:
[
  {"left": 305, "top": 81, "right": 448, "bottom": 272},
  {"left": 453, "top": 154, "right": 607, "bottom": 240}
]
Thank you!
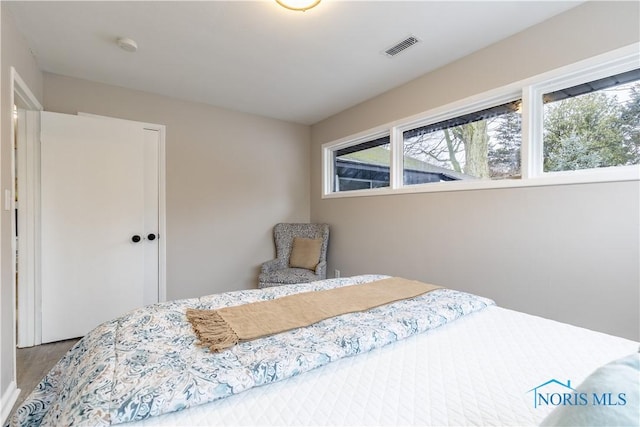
[
  {"left": 261, "top": 258, "right": 286, "bottom": 274},
  {"left": 315, "top": 260, "right": 327, "bottom": 277}
]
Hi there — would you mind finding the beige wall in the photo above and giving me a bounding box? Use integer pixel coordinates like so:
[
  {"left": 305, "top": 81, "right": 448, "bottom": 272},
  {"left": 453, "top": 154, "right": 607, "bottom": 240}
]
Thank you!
[
  {"left": 311, "top": 1, "right": 640, "bottom": 340},
  {"left": 44, "top": 73, "right": 311, "bottom": 300},
  {"left": 0, "top": 4, "right": 44, "bottom": 417}
]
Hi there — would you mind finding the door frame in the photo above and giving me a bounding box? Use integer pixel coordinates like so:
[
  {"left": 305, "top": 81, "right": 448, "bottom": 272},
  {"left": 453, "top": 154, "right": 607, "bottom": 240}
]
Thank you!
[
  {"left": 12, "top": 67, "right": 42, "bottom": 351},
  {"left": 17, "top": 110, "right": 167, "bottom": 348}
]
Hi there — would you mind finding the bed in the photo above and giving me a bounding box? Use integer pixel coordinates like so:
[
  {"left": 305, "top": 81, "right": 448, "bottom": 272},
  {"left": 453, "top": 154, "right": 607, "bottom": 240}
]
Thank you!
[{"left": 10, "top": 275, "right": 639, "bottom": 426}]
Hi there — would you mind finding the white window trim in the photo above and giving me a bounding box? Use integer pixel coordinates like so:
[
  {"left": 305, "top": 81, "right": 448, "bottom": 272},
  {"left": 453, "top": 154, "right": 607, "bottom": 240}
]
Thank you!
[
  {"left": 322, "top": 43, "right": 640, "bottom": 199},
  {"left": 323, "top": 128, "right": 391, "bottom": 195},
  {"left": 529, "top": 51, "right": 640, "bottom": 179}
]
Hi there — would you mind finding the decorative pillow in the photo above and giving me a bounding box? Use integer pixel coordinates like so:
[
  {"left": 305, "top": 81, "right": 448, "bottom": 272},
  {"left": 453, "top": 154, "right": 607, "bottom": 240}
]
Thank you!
[
  {"left": 289, "top": 237, "right": 322, "bottom": 271},
  {"left": 540, "top": 352, "right": 640, "bottom": 427}
]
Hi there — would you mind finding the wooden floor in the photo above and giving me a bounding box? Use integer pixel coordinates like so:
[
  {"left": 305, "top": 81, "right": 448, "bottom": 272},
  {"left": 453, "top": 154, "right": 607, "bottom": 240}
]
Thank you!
[{"left": 9, "top": 338, "right": 79, "bottom": 419}]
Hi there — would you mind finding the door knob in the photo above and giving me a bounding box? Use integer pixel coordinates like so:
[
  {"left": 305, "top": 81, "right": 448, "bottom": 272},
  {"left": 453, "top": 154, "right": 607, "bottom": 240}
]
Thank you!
[
  {"left": 147, "top": 233, "right": 157, "bottom": 241},
  {"left": 131, "top": 235, "right": 141, "bottom": 243}
]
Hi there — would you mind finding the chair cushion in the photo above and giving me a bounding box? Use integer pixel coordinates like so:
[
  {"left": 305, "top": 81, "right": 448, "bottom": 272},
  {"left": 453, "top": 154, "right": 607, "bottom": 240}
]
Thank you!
[
  {"left": 259, "top": 268, "right": 319, "bottom": 285},
  {"left": 289, "top": 237, "right": 322, "bottom": 270}
]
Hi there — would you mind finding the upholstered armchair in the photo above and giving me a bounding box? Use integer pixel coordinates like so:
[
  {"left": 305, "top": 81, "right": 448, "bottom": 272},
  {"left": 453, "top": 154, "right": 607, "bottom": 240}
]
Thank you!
[{"left": 258, "top": 223, "right": 329, "bottom": 288}]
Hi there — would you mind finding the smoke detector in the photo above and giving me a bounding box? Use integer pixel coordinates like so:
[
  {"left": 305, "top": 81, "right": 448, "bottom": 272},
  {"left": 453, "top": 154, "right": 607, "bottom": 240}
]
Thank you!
[{"left": 116, "top": 37, "right": 138, "bottom": 53}]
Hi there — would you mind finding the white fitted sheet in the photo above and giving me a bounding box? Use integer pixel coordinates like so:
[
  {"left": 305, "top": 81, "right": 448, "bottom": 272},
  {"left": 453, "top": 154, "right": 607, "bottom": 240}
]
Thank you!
[{"left": 126, "top": 305, "right": 638, "bottom": 426}]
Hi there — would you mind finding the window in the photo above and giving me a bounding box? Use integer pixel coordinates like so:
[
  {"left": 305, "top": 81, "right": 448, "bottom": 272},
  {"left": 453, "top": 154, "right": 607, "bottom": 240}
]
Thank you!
[
  {"left": 402, "top": 100, "right": 522, "bottom": 185},
  {"left": 333, "top": 134, "right": 390, "bottom": 192},
  {"left": 542, "top": 69, "right": 640, "bottom": 172},
  {"left": 322, "top": 45, "right": 640, "bottom": 198}
]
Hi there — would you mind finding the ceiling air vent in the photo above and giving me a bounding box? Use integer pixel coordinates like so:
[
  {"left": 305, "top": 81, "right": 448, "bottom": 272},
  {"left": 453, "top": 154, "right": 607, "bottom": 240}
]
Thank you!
[{"left": 384, "top": 36, "right": 420, "bottom": 57}]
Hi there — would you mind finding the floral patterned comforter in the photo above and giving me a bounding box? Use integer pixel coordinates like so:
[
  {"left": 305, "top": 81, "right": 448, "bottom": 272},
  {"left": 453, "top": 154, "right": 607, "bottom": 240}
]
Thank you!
[{"left": 11, "top": 275, "right": 494, "bottom": 426}]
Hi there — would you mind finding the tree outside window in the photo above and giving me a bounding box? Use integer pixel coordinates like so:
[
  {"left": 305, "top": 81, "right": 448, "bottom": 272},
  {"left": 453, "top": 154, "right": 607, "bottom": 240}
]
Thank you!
[
  {"left": 543, "top": 80, "right": 640, "bottom": 172},
  {"left": 402, "top": 101, "right": 522, "bottom": 183}
]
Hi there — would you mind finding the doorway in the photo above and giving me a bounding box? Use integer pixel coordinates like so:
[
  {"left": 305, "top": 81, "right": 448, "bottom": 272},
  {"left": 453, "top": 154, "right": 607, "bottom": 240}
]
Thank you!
[
  {"left": 11, "top": 68, "right": 42, "bottom": 351},
  {"left": 2, "top": 67, "right": 43, "bottom": 420},
  {"left": 11, "top": 71, "right": 167, "bottom": 349}
]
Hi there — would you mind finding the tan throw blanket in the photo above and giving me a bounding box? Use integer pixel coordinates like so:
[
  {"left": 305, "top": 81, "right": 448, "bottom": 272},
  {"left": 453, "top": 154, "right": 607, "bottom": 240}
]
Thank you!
[{"left": 186, "top": 277, "right": 441, "bottom": 352}]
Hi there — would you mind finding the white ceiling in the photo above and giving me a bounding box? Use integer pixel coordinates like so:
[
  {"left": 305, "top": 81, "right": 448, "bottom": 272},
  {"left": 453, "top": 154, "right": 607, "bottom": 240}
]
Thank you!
[{"left": 7, "top": 1, "right": 582, "bottom": 125}]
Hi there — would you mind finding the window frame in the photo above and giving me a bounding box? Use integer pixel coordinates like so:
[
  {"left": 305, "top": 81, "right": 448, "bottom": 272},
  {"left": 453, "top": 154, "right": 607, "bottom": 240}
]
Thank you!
[
  {"left": 322, "top": 43, "right": 640, "bottom": 199},
  {"left": 397, "top": 93, "right": 523, "bottom": 185},
  {"left": 323, "top": 128, "right": 392, "bottom": 196},
  {"left": 333, "top": 132, "right": 392, "bottom": 192},
  {"left": 529, "top": 53, "right": 640, "bottom": 179}
]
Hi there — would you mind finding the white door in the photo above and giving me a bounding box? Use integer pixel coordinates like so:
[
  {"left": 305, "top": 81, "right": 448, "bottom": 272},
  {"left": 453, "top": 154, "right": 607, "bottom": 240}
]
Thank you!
[{"left": 40, "top": 112, "right": 159, "bottom": 343}]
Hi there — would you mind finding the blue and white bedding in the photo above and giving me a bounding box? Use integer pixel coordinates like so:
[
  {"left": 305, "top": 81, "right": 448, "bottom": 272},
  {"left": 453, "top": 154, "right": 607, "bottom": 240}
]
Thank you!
[{"left": 11, "top": 275, "right": 494, "bottom": 426}]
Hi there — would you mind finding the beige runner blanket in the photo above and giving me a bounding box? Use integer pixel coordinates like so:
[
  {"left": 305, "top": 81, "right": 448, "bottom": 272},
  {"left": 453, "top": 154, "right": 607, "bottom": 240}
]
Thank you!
[{"left": 186, "top": 277, "right": 441, "bottom": 352}]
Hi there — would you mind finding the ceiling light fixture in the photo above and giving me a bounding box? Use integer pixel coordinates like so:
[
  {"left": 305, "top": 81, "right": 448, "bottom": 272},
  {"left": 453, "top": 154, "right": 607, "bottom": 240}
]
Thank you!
[
  {"left": 276, "top": 0, "right": 321, "bottom": 12},
  {"left": 116, "top": 37, "right": 138, "bottom": 53}
]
